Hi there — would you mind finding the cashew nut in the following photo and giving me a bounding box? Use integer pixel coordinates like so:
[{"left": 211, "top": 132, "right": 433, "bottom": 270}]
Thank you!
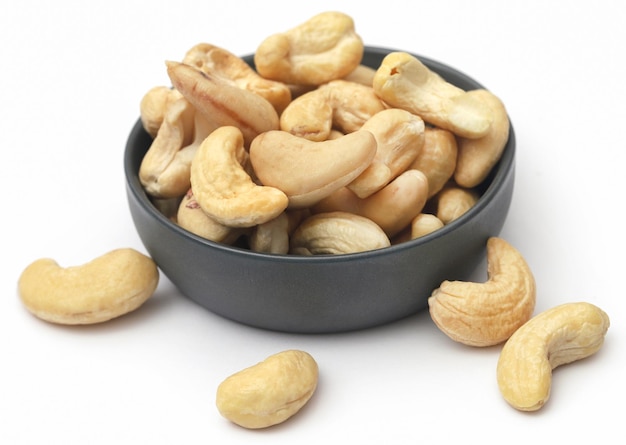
[
  {"left": 347, "top": 108, "right": 425, "bottom": 198},
  {"left": 279, "top": 80, "right": 386, "bottom": 142},
  {"left": 176, "top": 188, "right": 246, "bottom": 244},
  {"left": 290, "top": 211, "right": 391, "bottom": 255},
  {"left": 248, "top": 212, "right": 290, "bottom": 254},
  {"left": 254, "top": 11, "right": 364, "bottom": 86},
  {"left": 372, "top": 52, "right": 493, "bottom": 139},
  {"left": 190, "top": 126, "right": 289, "bottom": 228},
  {"left": 428, "top": 237, "right": 536, "bottom": 347},
  {"left": 454, "top": 89, "right": 510, "bottom": 188},
  {"left": 139, "top": 86, "right": 183, "bottom": 138},
  {"left": 497, "top": 302, "right": 610, "bottom": 411},
  {"left": 434, "top": 184, "right": 479, "bottom": 224},
  {"left": 166, "top": 61, "right": 279, "bottom": 146},
  {"left": 343, "top": 64, "right": 377, "bottom": 86},
  {"left": 18, "top": 248, "right": 159, "bottom": 325},
  {"left": 409, "top": 126, "right": 458, "bottom": 198},
  {"left": 182, "top": 42, "right": 292, "bottom": 114},
  {"left": 314, "top": 169, "right": 430, "bottom": 238},
  {"left": 216, "top": 350, "right": 318, "bottom": 429},
  {"left": 410, "top": 213, "right": 444, "bottom": 239},
  {"left": 249, "top": 129, "right": 377, "bottom": 208}
]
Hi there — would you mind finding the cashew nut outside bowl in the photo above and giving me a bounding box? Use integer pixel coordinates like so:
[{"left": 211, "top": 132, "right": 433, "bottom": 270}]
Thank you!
[{"left": 125, "top": 46, "right": 516, "bottom": 333}]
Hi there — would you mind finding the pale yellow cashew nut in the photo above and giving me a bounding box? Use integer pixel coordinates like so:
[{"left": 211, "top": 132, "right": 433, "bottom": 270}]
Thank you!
[
  {"left": 190, "top": 126, "right": 289, "bottom": 228},
  {"left": 373, "top": 52, "right": 493, "bottom": 139},
  {"left": 497, "top": 302, "right": 610, "bottom": 412},
  {"left": 254, "top": 11, "right": 364, "bottom": 86},
  {"left": 249, "top": 129, "right": 377, "bottom": 208},
  {"left": 139, "top": 86, "right": 183, "bottom": 138},
  {"left": 409, "top": 127, "right": 458, "bottom": 198},
  {"left": 428, "top": 237, "right": 536, "bottom": 347},
  {"left": 434, "top": 184, "right": 480, "bottom": 224},
  {"left": 18, "top": 248, "right": 159, "bottom": 325},
  {"left": 216, "top": 350, "right": 318, "bottom": 429}
]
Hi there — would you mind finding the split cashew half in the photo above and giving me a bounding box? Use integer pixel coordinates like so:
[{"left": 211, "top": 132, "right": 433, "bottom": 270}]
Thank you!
[
  {"left": 18, "top": 248, "right": 159, "bottom": 325},
  {"left": 428, "top": 237, "right": 536, "bottom": 347},
  {"left": 249, "top": 129, "right": 377, "bottom": 208},
  {"left": 373, "top": 52, "right": 493, "bottom": 139},
  {"left": 190, "top": 126, "right": 289, "bottom": 227},
  {"left": 254, "top": 11, "right": 364, "bottom": 86},
  {"left": 497, "top": 302, "right": 610, "bottom": 411}
]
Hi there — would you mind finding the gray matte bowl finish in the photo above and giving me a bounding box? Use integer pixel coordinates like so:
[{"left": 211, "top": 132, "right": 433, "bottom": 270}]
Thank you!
[{"left": 124, "top": 46, "right": 516, "bottom": 334}]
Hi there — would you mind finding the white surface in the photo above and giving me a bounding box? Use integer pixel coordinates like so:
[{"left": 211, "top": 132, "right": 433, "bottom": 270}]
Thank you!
[{"left": 1, "top": 1, "right": 624, "bottom": 443}]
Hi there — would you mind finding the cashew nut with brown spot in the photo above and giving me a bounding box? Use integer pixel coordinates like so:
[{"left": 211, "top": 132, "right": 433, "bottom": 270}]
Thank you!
[
  {"left": 190, "top": 126, "right": 289, "bottom": 228},
  {"left": 409, "top": 126, "right": 458, "bottom": 198},
  {"left": 249, "top": 129, "right": 377, "bottom": 208},
  {"left": 18, "top": 248, "right": 159, "bottom": 325},
  {"left": 373, "top": 52, "right": 493, "bottom": 139},
  {"left": 497, "top": 302, "right": 610, "bottom": 412},
  {"left": 280, "top": 80, "right": 386, "bottom": 142},
  {"left": 348, "top": 108, "right": 425, "bottom": 198},
  {"left": 428, "top": 237, "right": 536, "bottom": 347},
  {"left": 177, "top": 188, "right": 247, "bottom": 244},
  {"left": 183, "top": 42, "right": 292, "bottom": 114},
  {"left": 454, "top": 89, "right": 510, "bottom": 188},
  {"left": 254, "top": 11, "right": 364, "bottom": 86},
  {"left": 166, "top": 61, "right": 279, "bottom": 146},
  {"left": 290, "top": 211, "right": 391, "bottom": 255}
]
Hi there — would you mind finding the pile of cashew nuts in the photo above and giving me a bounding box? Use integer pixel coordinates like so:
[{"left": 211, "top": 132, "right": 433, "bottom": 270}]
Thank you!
[
  {"left": 16, "top": 11, "right": 610, "bottom": 429},
  {"left": 137, "top": 11, "right": 510, "bottom": 255}
]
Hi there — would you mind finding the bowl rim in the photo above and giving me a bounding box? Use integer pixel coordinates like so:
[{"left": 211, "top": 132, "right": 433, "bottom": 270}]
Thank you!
[{"left": 124, "top": 45, "right": 516, "bottom": 264}]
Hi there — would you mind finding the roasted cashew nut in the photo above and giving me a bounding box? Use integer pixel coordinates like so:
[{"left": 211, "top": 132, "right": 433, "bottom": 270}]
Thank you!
[
  {"left": 428, "top": 237, "right": 536, "bottom": 347},
  {"left": 18, "top": 248, "right": 159, "bottom": 325},
  {"left": 373, "top": 52, "right": 494, "bottom": 139},
  {"left": 190, "top": 126, "right": 289, "bottom": 228},
  {"left": 290, "top": 211, "right": 391, "bottom": 255},
  {"left": 216, "top": 350, "right": 318, "bottom": 429},
  {"left": 254, "top": 11, "right": 364, "bottom": 86},
  {"left": 166, "top": 61, "right": 279, "bottom": 146},
  {"left": 280, "top": 80, "right": 386, "bottom": 141},
  {"left": 182, "top": 42, "right": 292, "bottom": 114},
  {"left": 249, "top": 129, "right": 377, "bottom": 208},
  {"left": 497, "top": 302, "right": 610, "bottom": 411}
]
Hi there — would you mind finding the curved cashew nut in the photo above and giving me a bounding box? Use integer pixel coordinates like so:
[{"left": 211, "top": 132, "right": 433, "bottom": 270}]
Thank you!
[
  {"left": 216, "top": 350, "right": 318, "bottom": 429},
  {"left": 166, "top": 61, "right": 279, "bottom": 146},
  {"left": 314, "top": 169, "right": 430, "bottom": 238},
  {"left": 254, "top": 11, "right": 364, "bottom": 86},
  {"left": 139, "top": 86, "right": 183, "bottom": 138},
  {"left": 280, "top": 80, "right": 386, "bottom": 142},
  {"left": 177, "top": 188, "right": 247, "bottom": 244},
  {"left": 18, "top": 248, "right": 159, "bottom": 325},
  {"left": 290, "top": 211, "right": 390, "bottom": 255},
  {"left": 190, "top": 126, "right": 288, "bottom": 228},
  {"left": 409, "top": 127, "right": 458, "bottom": 198},
  {"left": 373, "top": 52, "right": 493, "bottom": 139},
  {"left": 348, "top": 108, "right": 425, "bottom": 198},
  {"left": 139, "top": 96, "right": 196, "bottom": 198},
  {"left": 454, "top": 89, "right": 510, "bottom": 188},
  {"left": 410, "top": 213, "right": 444, "bottom": 239},
  {"left": 249, "top": 129, "right": 377, "bottom": 208},
  {"left": 497, "top": 302, "right": 610, "bottom": 411},
  {"left": 428, "top": 237, "right": 537, "bottom": 347},
  {"left": 183, "top": 43, "right": 292, "bottom": 114}
]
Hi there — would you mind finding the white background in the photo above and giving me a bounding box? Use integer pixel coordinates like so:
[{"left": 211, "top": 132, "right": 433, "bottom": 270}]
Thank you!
[{"left": 1, "top": 1, "right": 624, "bottom": 443}]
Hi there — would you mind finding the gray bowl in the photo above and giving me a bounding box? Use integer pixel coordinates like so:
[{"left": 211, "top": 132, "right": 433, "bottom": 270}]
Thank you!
[{"left": 124, "top": 46, "right": 516, "bottom": 334}]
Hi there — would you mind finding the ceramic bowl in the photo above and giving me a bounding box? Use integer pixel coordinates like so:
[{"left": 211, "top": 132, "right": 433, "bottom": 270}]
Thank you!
[{"left": 124, "top": 46, "right": 516, "bottom": 334}]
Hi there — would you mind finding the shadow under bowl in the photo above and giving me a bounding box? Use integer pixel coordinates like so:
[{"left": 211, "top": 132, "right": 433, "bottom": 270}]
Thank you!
[{"left": 124, "top": 46, "right": 516, "bottom": 334}]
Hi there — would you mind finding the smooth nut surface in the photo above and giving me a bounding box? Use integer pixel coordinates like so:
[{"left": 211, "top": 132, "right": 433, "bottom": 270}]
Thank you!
[
  {"left": 216, "top": 350, "right": 318, "bottom": 429},
  {"left": 428, "top": 237, "right": 536, "bottom": 347},
  {"left": 497, "top": 302, "right": 610, "bottom": 411},
  {"left": 18, "top": 248, "right": 159, "bottom": 325}
]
